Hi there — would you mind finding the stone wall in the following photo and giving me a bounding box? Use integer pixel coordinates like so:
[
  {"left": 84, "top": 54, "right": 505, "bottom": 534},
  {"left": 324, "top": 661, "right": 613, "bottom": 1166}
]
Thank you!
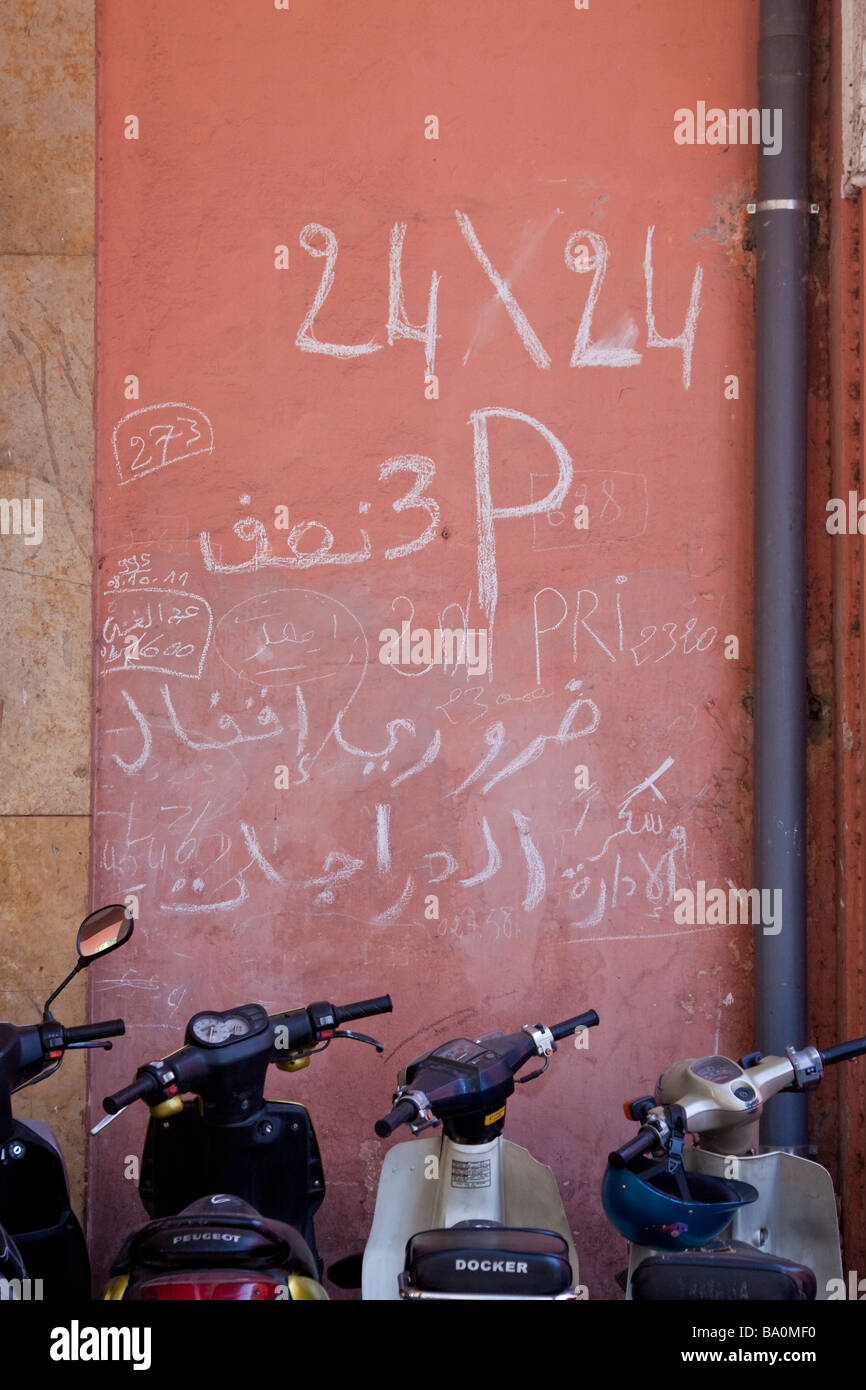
[{"left": 0, "top": 0, "right": 95, "bottom": 1218}]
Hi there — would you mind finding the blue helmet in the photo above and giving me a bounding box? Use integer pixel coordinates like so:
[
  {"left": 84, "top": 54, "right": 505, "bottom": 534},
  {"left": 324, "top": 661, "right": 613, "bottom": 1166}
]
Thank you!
[{"left": 602, "top": 1158, "right": 759, "bottom": 1251}]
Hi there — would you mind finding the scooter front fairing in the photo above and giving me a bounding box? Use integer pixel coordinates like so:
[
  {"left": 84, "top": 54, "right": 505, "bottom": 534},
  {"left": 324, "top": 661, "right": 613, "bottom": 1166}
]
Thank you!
[
  {"left": 363, "top": 1134, "right": 580, "bottom": 1299},
  {"left": 625, "top": 1146, "right": 842, "bottom": 1299}
]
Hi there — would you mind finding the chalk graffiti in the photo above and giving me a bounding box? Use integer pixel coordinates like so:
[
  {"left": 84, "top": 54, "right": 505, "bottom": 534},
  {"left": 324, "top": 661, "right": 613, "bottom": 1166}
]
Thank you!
[
  {"left": 99, "top": 589, "right": 213, "bottom": 680},
  {"left": 531, "top": 470, "right": 649, "bottom": 550},
  {"left": 113, "top": 404, "right": 213, "bottom": 485},
  {"left": 94, "top": 202, "right": 732, "bottom": 955}
]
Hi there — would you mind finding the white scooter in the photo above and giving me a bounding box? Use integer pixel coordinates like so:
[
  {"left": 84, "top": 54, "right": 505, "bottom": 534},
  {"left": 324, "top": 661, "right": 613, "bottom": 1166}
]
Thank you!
[
  {"left": 357, "top": 1006, "right": 599, "bottom": 1300},
  {"left": 602, "top": 1034, "right": 866, "bottom": 1300}
]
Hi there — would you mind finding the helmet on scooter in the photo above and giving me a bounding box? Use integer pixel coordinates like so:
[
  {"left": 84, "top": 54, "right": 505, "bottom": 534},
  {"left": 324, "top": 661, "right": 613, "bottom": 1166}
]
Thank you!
[{"left": 602, "top": 1156, "right": 759, "bottom": 1251}]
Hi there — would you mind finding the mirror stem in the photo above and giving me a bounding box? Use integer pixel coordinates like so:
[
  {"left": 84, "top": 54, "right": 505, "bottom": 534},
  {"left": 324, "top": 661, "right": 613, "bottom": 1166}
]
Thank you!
[{"left": 42, "top": 959, "right": 84, "bottom": 1021}]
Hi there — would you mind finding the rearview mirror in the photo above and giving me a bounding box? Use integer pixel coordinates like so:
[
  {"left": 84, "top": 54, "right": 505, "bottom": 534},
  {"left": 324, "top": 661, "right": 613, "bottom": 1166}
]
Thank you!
[{"left": 76, "top": 904, "right": 134, "bottom": 962}]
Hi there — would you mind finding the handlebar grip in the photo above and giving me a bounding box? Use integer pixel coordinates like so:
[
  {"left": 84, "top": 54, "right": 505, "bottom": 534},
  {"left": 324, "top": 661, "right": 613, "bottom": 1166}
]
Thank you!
[
  {"left": 333, "top": 995, "right": 393, "bottom": 1027},
  {"left": 65, "top": 1020, "right": 125, "bottom": 1045},
  {"left": 550, "top": 1009, "right": 599, "bottom": 1042},
  {"left": 103, "top": 1074, "right": 159, "bottom": 1115},
  {"left": 820, "top": 1036, "right": 866, "bottom": 1066},
  {"left": 608, "top": 1126, "right": 659, "bottom": 1169},
  {"left": 374, "top": 1097, "right": 418, "bottom": 1138}
]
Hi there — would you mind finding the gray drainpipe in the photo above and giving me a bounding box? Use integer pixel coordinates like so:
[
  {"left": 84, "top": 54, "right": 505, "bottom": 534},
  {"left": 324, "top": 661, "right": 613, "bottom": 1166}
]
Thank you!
[{"left": 753, "top": 0, "right": 811, "bottom": 1148}]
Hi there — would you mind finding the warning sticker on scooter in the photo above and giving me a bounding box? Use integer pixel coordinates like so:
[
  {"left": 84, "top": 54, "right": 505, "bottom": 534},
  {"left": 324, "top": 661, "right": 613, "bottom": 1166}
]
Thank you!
[{"left": 450, "top": 1158, "right": 492, "bottom": 1189}]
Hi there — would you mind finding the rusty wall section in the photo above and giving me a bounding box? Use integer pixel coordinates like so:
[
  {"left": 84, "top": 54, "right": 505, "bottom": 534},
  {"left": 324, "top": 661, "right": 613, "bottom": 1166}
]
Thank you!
[{"left": 0, "top": 1, "right": 95, "bottom": 1218}]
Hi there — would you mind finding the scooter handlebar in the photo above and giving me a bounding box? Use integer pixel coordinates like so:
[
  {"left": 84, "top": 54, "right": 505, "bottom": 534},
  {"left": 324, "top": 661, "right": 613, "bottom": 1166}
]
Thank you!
[
  {"left": 64, "top": 1019, "right": 125, "bottom": 1045},
  {"left": 608, "top": 1125, "right": 659, "bottom": 1169},
  {"left": 103, "top": 1074, "right": 160, "bottom": 1114},
  {"left": 550, "top": 1009, "right": 599, "bottom": 1042},
  {"left": 101, "top": 995, "right": 393, "bottom": 1115},
  {"left": 820, "top": 1035, "right": 866, "bottom": 1066},
  {"left": 374, "top": 1097, "right": 419, "bottom": 1138},
  {"left": 333, "top": 995, "right": 393, "bottom": 1027}
]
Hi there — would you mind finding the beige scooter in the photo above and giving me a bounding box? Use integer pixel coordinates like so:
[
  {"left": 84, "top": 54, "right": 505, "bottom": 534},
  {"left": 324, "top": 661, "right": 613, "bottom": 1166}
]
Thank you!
[{"left": 603, "top": 1036, "right": 866, "bottom": 1300}]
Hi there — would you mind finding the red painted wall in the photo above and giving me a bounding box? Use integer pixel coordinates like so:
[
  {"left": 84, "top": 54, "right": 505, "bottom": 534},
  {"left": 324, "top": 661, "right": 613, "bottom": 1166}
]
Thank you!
[{"left": 90, "top": 0, "right": 762, "bottom": 1295}]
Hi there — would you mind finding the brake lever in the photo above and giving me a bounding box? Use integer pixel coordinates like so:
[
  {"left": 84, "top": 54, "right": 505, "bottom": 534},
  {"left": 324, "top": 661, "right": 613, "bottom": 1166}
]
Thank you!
[
  {"left": 293, "top": 1028, "right": 386, "bottom": 1060},
  {"left": 331, "top": 1029, "right": 385, "bottom": 1052},
  {"left": 90, "top": 1107, "right": 126, "bottom": 1136},
  {"left": 66, "top": 1040, "right": 115, "bottom": 1051}
]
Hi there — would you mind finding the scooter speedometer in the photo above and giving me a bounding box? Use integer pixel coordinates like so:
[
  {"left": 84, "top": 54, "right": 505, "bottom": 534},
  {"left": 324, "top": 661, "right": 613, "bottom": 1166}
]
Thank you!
[{"left": 188, "top": 1011, "right": 255, "bottom": 1047}]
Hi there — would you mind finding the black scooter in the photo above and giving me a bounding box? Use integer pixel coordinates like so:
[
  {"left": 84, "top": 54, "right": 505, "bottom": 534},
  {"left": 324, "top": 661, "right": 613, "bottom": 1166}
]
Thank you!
[
  {"left": 98, "top": 991, "right": 393, "bottom": 1300},
  {"left": 0, "top": 904, "right": 132, "bottom": 1299}
]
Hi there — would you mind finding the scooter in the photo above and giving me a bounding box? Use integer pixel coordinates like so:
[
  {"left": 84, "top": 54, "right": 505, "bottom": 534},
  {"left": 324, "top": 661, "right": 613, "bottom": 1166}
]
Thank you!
[
  {"left": 602, "top": 1033, "right": 866, "bottom": 1300},
  {"left": 358, "top": 1005, "right": 599, "bottom": 1300},
  {"left": 98, "top": 991, "right": 393, "bottom": 1300},
  {"left": 0, "top": 903, "right": 132, "bottom": 1299}
]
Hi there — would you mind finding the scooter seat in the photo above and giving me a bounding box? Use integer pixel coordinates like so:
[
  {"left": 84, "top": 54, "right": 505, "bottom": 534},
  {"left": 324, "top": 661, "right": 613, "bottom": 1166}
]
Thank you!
[
  {"left": 404, "top": 1223, "right": 572, "bottom": 1296},
  {"left": 114, "top": 1194, "right": 320, "bottom": 1281},
  {"left": 632, "top": 1239, "right": 817, "bottom": 1301}
]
